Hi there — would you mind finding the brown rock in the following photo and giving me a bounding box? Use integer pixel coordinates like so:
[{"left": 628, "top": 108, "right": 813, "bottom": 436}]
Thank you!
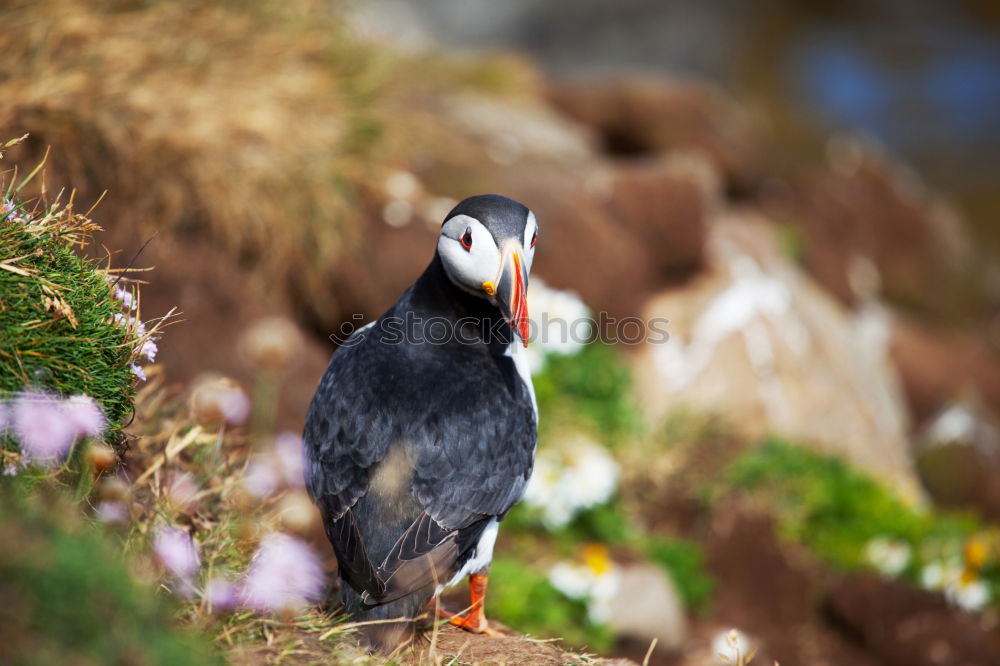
[
  {"left": 546, "top": 76, "right": 764, "bottom": 195},
  {"left": 607, "top": 563, "right": 687, "bottom": 652},
  {"left": 890, "top": 316, "right": 1000, "bottom": 427},
  {"left": 826, "top": 572, "right": 1000, "bottom": 666},
  {"left": 762, "top": 144, "right": 974, "bottom": 319}
]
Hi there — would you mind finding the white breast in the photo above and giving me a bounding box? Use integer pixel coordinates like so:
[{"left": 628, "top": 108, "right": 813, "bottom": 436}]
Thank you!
[{"left": 505, "top": 341, "right": 537, "bottom": 420}]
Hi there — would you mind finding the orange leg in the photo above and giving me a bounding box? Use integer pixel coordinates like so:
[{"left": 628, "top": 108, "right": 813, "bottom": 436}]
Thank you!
[{"left": 443, "top": 574, "right": 502, "bottom": 636}]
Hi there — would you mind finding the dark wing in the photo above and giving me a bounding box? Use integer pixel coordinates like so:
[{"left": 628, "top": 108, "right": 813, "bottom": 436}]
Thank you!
[
  {"left": 304, "top": 328, "right": 394, "bottom": 598},
  {"left": 362, "top": 353, "right": 536, "bottom": 602}
]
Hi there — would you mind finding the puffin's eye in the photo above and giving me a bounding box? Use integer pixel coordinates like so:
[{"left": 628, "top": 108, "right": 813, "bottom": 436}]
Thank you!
[
  {"left": 460, "top": 227, "right": 473, "bottom": 251},
  {"left": 530, "top": 230, "right": 538, "bottom": 248}
]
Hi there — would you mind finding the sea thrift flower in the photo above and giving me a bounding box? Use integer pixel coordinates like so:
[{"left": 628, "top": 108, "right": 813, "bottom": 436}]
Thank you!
[
  {"left": 243, "top": 457, "right": 280, "bottom": 498},
  {"left": 0, "top": 402, "right": 9, "bottom": 432},
  {"left": 130, "top": 363, "right": 147, "bottom": 381},
  {"left": 166, "top": 471, "right": 200, "bottom": 511},
  {"left": 62, "top": 394, "right": 105, "bottom": 438},
  {"left": 240, "top": 533, "right": 325, "bottom": 613},
  {"left": 189, "top": 376, "right": 250, "bottom": 426},
  {"left": 153, "top": 526, "right": 200, "bottom": 582},
  {"left": 114, "top": 286, "right": 136, "bottom": 311},
  {"left": 141, "top": 338, "right": 158, "bottom": 362},
  {"left": 238, "top": 316, "right": 303, "bottom": 372},
  {"left": 274, "top": 431, "right": 305, "bottom": 487},
  {"left": 95, "top": 501, "right": 128, "bottom": 524},
  {"left": 204, "top": 577, "right": 238, "bottom": 612},
  {"left": 12, "top": 391, "right": 76, "bottom": 464}
]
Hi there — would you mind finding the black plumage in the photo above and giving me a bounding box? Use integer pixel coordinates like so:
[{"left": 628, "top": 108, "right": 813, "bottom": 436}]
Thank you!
[{"left": 303, "top": 195, "right": 538, "bottom": 650}]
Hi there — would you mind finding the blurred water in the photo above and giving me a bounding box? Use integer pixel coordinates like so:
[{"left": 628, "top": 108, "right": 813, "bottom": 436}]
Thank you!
[{"left": 789, "top": 24, "right": 1000, "bottom": 185}]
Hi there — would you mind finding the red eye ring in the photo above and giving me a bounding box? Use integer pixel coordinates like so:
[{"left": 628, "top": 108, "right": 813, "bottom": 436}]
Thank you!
[
  {"left": 460, "top": 227, "right": 473, "bottom": 251},
  {"left": 530, "top": 230, "right": 538, "bottom": 248}
]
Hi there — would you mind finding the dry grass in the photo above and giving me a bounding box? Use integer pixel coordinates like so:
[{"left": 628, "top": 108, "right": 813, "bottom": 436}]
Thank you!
[{"left": 0, "top": 0, "right": 537, "bottom": 322}]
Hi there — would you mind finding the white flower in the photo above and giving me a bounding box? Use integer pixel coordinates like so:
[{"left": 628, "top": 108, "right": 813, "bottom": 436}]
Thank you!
[
  {"left": 526, "top": 278, "right": 591, "bottom": 373},
  {"left": 547, "top": 544, "right": 621, "bottom": 625},
  {"left": 920, "top": 558, "right": 992, "bottom": 611},
  {"left": 712, "top": 629, "right": 752, "bottom": 665},
  {"left": 523, "top": 434, "right": 619, "bottom": 528},
  {"left": 548, "top": 562, "right": 593, "bottom": 600},
  {"left": 951, "top": 578, "right": 990, "bottom": 611},
  {"left": 864, "top": 537, "right": 911, "bottom": 577}
]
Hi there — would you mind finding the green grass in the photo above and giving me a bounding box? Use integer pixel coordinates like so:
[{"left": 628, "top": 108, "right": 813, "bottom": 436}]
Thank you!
[
  {"left": 486, "top": 556, "right": 615, "bottom": 654},
  {"left": 726, "top": 438, "right": 997, "bottom": 594},
  {"left": 533, "top": 344, "right": 643, "bottom": 445}
]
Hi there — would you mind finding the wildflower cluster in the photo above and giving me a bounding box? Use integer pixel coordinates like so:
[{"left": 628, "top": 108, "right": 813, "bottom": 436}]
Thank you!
[
  {"left": 128, "top": 417, "right": 327, "bottom": 617},
  {"left": 109, "top": 279, "right": 160, "bottom": 381},
  {"left": 0, "top": 390, "right": 104, "bottom": 470},
  {"left": 152, "top": 524, "right": 325, "bottom": 615}
]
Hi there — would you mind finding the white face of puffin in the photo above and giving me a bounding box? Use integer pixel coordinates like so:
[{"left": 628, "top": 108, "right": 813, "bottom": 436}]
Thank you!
[{"left": 437, "top": 211, "right": 538, "bottom": 345}]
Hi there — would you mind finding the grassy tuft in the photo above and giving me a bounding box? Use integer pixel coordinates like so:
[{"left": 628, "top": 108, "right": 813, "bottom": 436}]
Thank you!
[{"left": 0, "top": 191, "right": 144, "bottom": 436}]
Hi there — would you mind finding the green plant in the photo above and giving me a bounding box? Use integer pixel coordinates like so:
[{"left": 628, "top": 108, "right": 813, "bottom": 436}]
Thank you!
[
  {"left": 726, "top": 437, "right": 994, "bottom": 598},
  {"left": 486, "top": 556, "right": 615, "bottom": 653},
  {"left": 533, "top": 344, "right": 642, "bottom": 445},
  {"left": 0, "top": 484, "right": 223, "bottom": 666},
  {"left": 645, "top": 537, "right": 714, "bottom": 613}
]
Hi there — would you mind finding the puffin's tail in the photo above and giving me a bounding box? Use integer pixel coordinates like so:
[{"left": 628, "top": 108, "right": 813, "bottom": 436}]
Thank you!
[{"left": 341, "top": 585, "right": 426, "bottom": 653}]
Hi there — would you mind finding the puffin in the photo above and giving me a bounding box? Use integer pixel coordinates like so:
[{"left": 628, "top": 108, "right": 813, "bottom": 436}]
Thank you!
[{"left": 303, "top": 194, "right": 539, "bottom": 650}]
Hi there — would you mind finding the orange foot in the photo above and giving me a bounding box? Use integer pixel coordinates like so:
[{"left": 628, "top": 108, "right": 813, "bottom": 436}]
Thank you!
[{"left": 436, "top": 573, "right": 504, "bottom": 637}]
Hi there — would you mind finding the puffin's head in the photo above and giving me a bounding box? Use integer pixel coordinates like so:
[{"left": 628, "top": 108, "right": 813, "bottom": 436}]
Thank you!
[{"left": 437, "top": 194, "right": 537, "bottom": 346}]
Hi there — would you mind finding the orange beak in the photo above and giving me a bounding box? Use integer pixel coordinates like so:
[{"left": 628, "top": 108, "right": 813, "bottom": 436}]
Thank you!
[{"left": 489, "top": 242, "right": 530, "bottom": 347}]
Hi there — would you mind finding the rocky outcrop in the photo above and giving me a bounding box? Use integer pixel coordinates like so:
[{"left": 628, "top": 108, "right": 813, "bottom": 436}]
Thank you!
[{"left": 632, "top": 214, "right": 917, "bottom": 490}]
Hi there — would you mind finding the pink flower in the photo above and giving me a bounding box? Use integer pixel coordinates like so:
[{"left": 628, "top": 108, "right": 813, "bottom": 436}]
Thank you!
[
  {"left": 204, "top": 577, "right": 238, "bottom": 612},
  {"left": 13, "top": 391, "right": 76, "bottom": 464},
  {"left": 166, "top": 471, "right": 200, "bottom": 511},
  {"left": 141, "top": 339, "right": 158, "bottom": 362},
  {"left": 153, "top": 526, "right": 200, "bottom": 581},
  {"left": 243, "top": 458, "right": 280, "bottom": 498},
  {"left": 62, "top": 395, "right": 105, "bottom": 438},
  {"left": 95, "top": 501, "right": 128, "bottom": 524},
  {"left": 218, "top": 388, "right": 250, "bottom": 425},
  {"left": 0, "top": 402, "right": 9, "bottom": 431},
  {"left": 274, "top": 432, "right": 305, "bottom": 487},
  {"left": 114, "top": 286, "right": 136, "bottom": 311},
  {"left": 130, "top": 363, "right": 147, "bottom": 381},
  {"left": 240, "top": 533, "right": 325, "bottom": 613}
]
